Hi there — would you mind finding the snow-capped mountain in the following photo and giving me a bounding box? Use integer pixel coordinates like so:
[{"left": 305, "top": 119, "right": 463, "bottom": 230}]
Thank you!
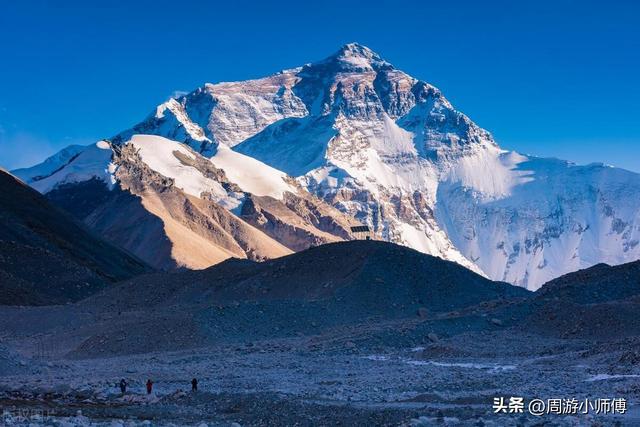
[
  {"left": 14, "top": 135, "right": 355, "bottom": 270},
  {"left": 14, "top": 43, "right": 640, "bottom": 289}
]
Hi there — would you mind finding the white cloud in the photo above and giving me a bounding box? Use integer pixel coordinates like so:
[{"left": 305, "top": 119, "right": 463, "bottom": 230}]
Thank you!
[{"left": 169, "top": 90, "right": 188, "bottom": 100}]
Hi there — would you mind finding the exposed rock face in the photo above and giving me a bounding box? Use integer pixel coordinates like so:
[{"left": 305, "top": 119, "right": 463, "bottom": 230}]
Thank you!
[
  {"left": 13, "top": 43, "right": 640, "bottom": 288},
  {"left": 46, "top": 143, "right": 291, "bottom": 269},
  {"left": 37, "top": 137, "right": 355, "bottom": 270},
  {"left": 240, "top": 191, "right": 354, "bottom": 252},
  {"left": 111, "top": 71, "right": 308, "bottom": 155}
]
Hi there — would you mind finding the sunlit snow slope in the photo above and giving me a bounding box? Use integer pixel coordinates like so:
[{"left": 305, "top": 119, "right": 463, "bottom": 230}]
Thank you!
[{"left": 14, "top": 43, "right": 640, "bottom": 289}]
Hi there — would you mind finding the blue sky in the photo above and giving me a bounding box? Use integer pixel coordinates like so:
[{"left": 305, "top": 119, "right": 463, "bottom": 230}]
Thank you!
[{"left": 1, "top": 0, "right": 639, "bottom": 171}]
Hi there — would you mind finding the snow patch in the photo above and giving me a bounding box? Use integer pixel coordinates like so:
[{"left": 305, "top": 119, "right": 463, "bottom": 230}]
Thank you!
[
  {"left": 27, "top": 141, "right": 115, "bottom": 194},
  {"left": 128, "top": 135, "right": 242, "bottom": 210},
  {"left": 404, "top": 359, "right": 516, "bottom": 372},
  {"left": 586, "top": 374, "right": 640, "bottom": 382},
  {"left": 210, "top": 144, "right": 296, "bottom": 199}
]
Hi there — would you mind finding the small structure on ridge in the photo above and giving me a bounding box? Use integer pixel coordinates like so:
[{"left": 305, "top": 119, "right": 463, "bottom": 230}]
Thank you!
[{"left": 350, "top": 225, "right": 371, "bottom": 240}]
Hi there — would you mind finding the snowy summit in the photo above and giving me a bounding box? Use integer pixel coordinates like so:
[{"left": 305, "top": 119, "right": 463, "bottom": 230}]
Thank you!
[{"left": 13, "top": 43, "right": 640, "bottom": 289}]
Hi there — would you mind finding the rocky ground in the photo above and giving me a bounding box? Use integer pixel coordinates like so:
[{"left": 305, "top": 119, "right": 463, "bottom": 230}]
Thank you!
[
  {"left": 1, "top": 328, "right": 639, "bottom": 426},
  {"left": 1, "top": 244, "right": 638, "bottom": 426}
]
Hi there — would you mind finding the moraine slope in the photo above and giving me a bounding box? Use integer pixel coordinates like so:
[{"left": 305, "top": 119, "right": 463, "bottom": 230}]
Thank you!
[{"left": 0, "top": 169, "right": 148, "bottom": 304}]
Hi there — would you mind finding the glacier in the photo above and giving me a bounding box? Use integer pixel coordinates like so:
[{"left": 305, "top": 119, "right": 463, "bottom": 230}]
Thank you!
[{"left": 13, "top": 43, "right": 640, "bottom": 289}]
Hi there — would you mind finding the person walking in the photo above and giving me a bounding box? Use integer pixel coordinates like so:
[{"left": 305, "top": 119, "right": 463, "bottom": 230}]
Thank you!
[
  {"left": 146, "top": 379, "right": 153, "bottom": 395},
  {"left": 191, "top": 378, "right": 198, "bottom": 392},
  {"left": 119, "top": 379, "right": 127, "bottom": 395}
]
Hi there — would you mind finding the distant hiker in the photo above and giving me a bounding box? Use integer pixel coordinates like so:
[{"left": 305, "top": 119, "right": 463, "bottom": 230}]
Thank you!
[
  {"left": 191, "top": 378, "right": 198, "bottom": 392},
  {"left": 119, "top": 378, "right": 127, "bottom": 394},
  {"left": 146, "top": 379, "right": 153, "bottom": 395}
]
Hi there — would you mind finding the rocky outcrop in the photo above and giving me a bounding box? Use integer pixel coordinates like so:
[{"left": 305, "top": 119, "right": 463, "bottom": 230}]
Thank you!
[
  {"left": 14, "top": 43, "right": 640, "bottom": 288},
  {"left": 40, "top": 139, "right": 356, "bottom": 270},
  {"left": 240, "top": 190, "right": 356, "bottom": 252},
  {"left": 48, "top": 144, "right": 293, "bottom": 269}
]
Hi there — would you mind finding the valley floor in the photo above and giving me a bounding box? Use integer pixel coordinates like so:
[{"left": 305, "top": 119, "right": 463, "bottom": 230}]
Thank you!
[{"left": 1, "top": 331, "right": 638, "bottom": 426}]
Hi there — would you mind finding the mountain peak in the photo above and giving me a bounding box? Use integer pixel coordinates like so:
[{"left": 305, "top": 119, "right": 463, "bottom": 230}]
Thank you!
[
  {"left": 319, "top": 42, "right": 390, "bottom": 71},
  {"left": 336, "top": 42, "right": 378, "bottom": 58}
]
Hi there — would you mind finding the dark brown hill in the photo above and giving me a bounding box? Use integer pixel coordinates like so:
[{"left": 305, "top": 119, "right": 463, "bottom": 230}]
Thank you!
[
  {"left": 89, "top": 240, "right": 529, "bottom": 314},
  {"left": 0, "top": 170, "right": 149, "bottom": 305},
  {"left": 535, "top": 260, "right": 640, "bottom": 304},
  {"left": 525, "top": 260, "right": 640, "bottom": 339}
]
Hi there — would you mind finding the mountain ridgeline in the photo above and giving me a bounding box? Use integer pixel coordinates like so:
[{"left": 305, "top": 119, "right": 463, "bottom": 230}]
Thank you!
[
  {"left": 12, "top": 43, "right": 640, "bottom": 290},
  {"left": 0, "top": 170, "right": 148, "bottom": 305}
]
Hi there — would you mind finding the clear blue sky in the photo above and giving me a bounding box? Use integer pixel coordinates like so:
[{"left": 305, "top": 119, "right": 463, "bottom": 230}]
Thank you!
[{"left": 1, "top": 0, "right": 639, "bottom": 172}]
